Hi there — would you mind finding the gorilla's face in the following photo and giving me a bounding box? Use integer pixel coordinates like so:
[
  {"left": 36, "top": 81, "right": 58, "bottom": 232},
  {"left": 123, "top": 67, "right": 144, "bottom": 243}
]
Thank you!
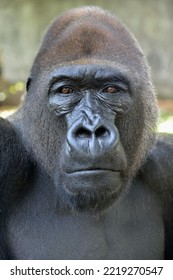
[
  {"left": 22, "top": 7, "right": 158, "bottom": 212},
  {"left": 48, "top": 64, "right": 130, "bottom": 211}
]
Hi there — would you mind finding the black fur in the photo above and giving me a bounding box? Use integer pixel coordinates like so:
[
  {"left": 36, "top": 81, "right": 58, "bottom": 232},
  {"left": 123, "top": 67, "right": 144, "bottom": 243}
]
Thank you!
[
  {"left": 139, "top": 135, "right": 173, "bottom": 259},
  {"left": 0, "top": 117, "right": 33, "bottom": 259}
]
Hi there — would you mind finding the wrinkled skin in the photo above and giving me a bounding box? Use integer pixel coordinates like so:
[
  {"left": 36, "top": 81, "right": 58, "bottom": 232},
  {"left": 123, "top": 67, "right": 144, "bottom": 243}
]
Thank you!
[{"left": 0, "top": 6, "right": 173, "bottom": 260}]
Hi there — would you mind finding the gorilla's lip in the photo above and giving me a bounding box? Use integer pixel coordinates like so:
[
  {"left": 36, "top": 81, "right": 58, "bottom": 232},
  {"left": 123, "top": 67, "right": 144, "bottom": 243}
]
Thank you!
[
  {"left": 65, "top": 168, "right": 120, "bottom": 175},
  {"left": 62, "top": 168, "right": 123, "bottom": 195}
]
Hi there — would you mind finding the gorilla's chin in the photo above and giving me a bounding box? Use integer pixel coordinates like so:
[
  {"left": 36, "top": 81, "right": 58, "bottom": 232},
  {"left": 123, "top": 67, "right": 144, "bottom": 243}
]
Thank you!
[
  {"left": 65, "top": 189, "right": 121, "bottom": 212},
  {"left": 55, "top": 170, "right": 125, "bottom": 212}
]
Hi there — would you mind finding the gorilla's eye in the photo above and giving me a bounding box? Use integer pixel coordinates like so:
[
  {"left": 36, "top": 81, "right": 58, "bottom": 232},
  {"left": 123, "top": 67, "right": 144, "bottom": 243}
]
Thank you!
[
  {"left": 59, "top": 87, "right": 74, "bottom": 94},
  {"left": 103, "top": 86, "right": 120, "bottom": 94}
]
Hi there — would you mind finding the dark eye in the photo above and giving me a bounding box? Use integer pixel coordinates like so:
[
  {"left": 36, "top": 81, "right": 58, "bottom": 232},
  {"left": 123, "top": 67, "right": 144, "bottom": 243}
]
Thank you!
[
  {"left": 104, "top": 86, "right": 120, "bottom": 94},
  {"left": 59, "top": 87, "right": 74, "bottom": 94}
]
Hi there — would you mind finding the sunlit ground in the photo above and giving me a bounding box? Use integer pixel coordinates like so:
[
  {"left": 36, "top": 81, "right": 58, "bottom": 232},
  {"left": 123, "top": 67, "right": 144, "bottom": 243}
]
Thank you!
[{"left": 0, "top": 107, "right": 173, "bottom": 134}]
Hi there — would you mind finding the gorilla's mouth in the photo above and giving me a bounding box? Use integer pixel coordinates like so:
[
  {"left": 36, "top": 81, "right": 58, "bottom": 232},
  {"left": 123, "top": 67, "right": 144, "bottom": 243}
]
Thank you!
[
  {"left": 66, "top": 168, "right": 119, "bottom": 174},
  {"left": 62, "top": 168, "right": 123, "bottom": 194},
  {"left": 58, "top": 150, "right": 127, "bottom": 212},
  {"left": 56, "top": 166, "right": 126, "bottom": 212}
]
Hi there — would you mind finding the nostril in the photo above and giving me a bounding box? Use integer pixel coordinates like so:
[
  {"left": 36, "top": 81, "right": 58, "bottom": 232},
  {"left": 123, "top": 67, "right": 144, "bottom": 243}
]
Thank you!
[
  {"left": 75, "top": 127, "right": 92, "bottom": 139},
  {"left": 95, "top": 126, "right": 109, "bottom": 138}
]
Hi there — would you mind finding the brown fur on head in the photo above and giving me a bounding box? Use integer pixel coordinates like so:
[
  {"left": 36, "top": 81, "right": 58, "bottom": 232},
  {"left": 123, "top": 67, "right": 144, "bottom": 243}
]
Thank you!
[
  {"left": 16, "top": 6, "right": 158, "bottom": 180},
  {"left": 32, "top": 6, "right": 146, "bottom": 73}
]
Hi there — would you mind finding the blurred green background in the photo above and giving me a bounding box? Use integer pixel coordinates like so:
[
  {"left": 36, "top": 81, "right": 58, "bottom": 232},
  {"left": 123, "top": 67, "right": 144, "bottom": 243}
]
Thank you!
[{"left": 0, "top": 0, "right": 173, "bottom": 133}]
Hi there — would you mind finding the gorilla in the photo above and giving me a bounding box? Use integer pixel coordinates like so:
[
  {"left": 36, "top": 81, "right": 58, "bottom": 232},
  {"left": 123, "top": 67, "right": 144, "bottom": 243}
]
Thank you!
[{"left": 0, "top": 6, "right": 173, "bottom": 260}]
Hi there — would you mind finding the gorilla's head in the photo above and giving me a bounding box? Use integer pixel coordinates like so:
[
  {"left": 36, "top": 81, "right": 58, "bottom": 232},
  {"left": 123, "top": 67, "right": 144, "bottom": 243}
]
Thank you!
[{"left": 14, "top": 7, "right": 158, "bottom": 212}]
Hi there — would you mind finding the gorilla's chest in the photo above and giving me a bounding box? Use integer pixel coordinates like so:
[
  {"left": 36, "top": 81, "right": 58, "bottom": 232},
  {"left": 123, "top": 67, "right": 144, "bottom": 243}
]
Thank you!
[{"left": 7, "top": 184, "right": 164, "bottom": 260}]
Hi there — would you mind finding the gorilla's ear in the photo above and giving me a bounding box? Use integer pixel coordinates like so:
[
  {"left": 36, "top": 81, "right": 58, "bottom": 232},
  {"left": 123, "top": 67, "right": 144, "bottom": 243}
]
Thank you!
[{"left": 26, "top": 77, "right": 32, "bottom": 92}]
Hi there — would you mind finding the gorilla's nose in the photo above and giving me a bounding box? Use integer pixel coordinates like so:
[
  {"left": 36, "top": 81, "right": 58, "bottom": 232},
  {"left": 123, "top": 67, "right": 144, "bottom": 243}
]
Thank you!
[{"left": 67, "top": 116, "right": 119, "bottom": 156}]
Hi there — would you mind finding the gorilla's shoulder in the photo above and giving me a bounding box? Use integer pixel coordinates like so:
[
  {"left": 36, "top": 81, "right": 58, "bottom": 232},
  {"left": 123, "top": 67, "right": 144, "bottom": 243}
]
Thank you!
[
  {"left": 139, "top": 134, "right": 173, "bottom": 201},
  {"left": 0, "top": 117, "right": 33, "bottom": 211}
]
